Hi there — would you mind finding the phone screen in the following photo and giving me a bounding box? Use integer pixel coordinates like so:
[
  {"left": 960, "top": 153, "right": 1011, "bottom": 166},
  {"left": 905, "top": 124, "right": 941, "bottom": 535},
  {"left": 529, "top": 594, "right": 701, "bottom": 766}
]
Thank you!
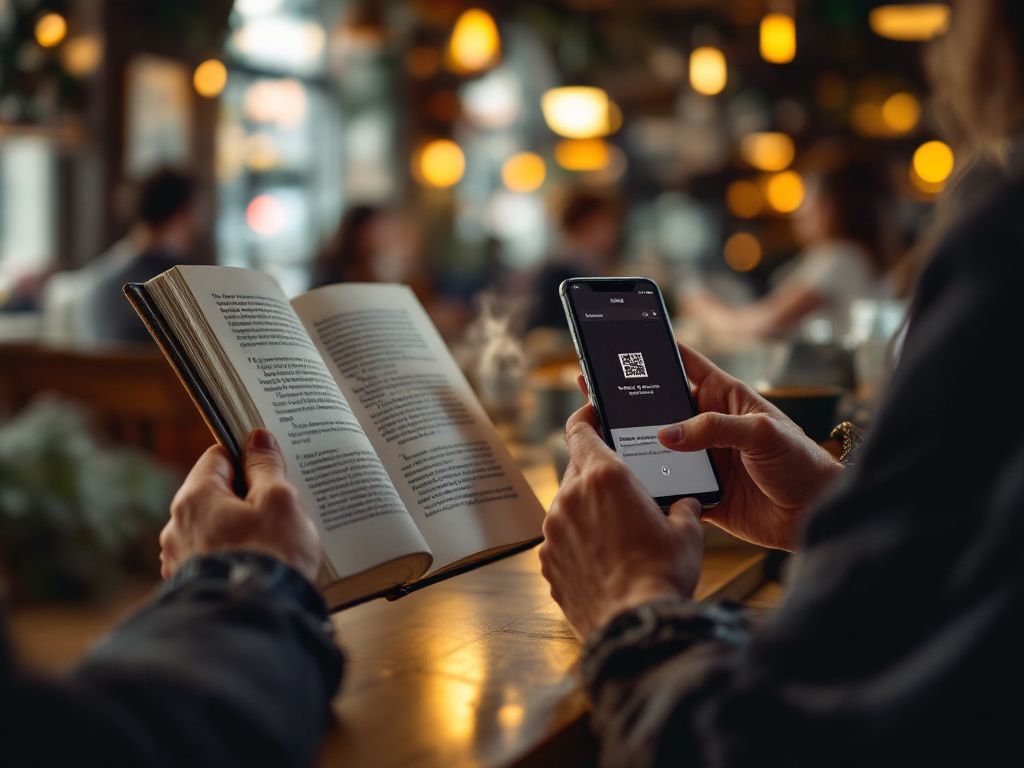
[{"left": 564, "top": 279, "right": 721, "bottom": 504}]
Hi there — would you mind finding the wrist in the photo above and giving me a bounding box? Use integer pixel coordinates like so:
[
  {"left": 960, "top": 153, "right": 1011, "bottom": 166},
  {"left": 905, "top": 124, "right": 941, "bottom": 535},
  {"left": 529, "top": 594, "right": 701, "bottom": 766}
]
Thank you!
[
  {"left": 583, "top": 598, "right": 750, "bottom": 692},
  {"left": 165, "top": 551, "right": 327, "bottom": 619},
  {"left": 222, "top": 541, "right": 321, "bottom": 584},
  {"left": 596, "top": 581, "right": 689, "bottom": 634}
]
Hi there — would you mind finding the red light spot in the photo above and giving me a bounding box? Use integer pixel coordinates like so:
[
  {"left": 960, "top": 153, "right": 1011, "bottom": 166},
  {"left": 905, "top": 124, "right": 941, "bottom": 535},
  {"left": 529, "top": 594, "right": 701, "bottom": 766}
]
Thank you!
[{"left": 246, "top": 195, "right": 286, "bottom": 236}]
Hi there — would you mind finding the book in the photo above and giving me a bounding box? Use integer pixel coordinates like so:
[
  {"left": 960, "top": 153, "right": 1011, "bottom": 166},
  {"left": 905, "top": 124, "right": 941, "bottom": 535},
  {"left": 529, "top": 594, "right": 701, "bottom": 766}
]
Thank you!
[{"left": 125, "top": 266, "right": 546, "bottom": 610}]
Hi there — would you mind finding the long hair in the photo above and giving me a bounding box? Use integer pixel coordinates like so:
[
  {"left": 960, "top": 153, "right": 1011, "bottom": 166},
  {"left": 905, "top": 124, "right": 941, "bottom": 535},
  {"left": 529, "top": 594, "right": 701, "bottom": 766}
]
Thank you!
[
  {"left": 803, "top": 147, "right": 897, "bottom": 276},
  {"left": 313, "top": 205, "right": 382, "bottom": 288},
  {"left": 928, "top": 0, "right": 1024, "bottom": 154},
  {"left": 895, "top": 0, "right": 1024, "bottom": 297}
]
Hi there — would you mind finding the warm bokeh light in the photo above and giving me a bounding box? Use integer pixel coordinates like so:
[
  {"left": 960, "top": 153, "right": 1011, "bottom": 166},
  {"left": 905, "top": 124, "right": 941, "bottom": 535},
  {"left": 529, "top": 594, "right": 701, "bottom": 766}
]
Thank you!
[
  {"left": 497, "top": 702, "right": 526, "bottom": 730},
  {"left": 501, "top": 152, "right": 546, "bottom": 194},
  {"left": 415, "top": 139, "right": 466, "bottom": 188},
  {"left": 740, "top": 132, "right": 795, "bottom": 172},
  {"left": 541, "top": 86, "right": 615, "bottom": 139},
  {"left": 554, "top": 139, "right": 611, "bottom": 172},
  {"left": 246, "top": 195, "right": 286, "bottom": 237},
  {"left": 463, "top": 71, "right": 521, "bottom": 128},
  {"left": 193, "top": 59, "right": 228, "bottom": 98},
  {"left": 244, "top": 133, "right": 280, "bottom": 172},
  {"left": 689, "top": 46, "right": 727, "bottom": 96},
  {"left": 726, "top": 179, "right": 765, "bottom": 219},
  {"left": 448, "top": 8, "right": 501, "bottom": 73},
  {"left": 61, "top": 36, "right": 103, "bottom": 77},
  {"left": 850, "top": 101, "right": 889, "bottom": 137},
  {"left": 244, "top": 79, "right": 307, "bottom": 127},
  {"left": 765, "top": 171, "right": 805, "bottom": 213},
  {"left": 760, "top": 13, "right": 796, "bottom": 64},
  {"left": 232, "top": 17, "right": 326, "bottom": 73},
  {"left": 235, "top": 0, "right": 283, "bottom": 15},
  {"left": 35, "top": 13, "right": 67, "bottom": 48},
  {"left": 724, "top": 232, "right": 764, "bottom": 272},
  {"left": 869, "top": 4, "right": 950, "bottom": 41},
  {"left": 881, "top": 91, "right": 921, "bottom": 134},
  {"left": 909, "top": 163, "right": 946, "bottom": 196},
  {"left": 607, "top": 101, "right": 624, "bottom": 134},
  {"left": 913, "top": 140, "right": 955, "bottom": 184}
]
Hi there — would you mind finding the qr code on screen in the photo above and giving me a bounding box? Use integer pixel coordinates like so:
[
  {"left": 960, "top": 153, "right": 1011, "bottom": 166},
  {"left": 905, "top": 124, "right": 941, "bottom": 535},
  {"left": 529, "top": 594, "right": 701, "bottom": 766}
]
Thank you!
[{"left": 618, "top": 352, "right": 648, "bottom": 379}]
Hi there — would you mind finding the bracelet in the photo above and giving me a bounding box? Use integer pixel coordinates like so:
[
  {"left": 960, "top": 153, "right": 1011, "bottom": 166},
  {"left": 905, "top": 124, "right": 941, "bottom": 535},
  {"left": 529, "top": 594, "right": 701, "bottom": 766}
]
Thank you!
[{"left": 829, "top": 421, "right": 864, "bottom": 466}]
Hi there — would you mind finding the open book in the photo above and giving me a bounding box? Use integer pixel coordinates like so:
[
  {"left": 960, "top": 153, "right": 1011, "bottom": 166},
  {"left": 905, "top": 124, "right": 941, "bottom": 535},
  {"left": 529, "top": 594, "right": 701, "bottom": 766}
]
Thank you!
[{"left": 125, "top": 266, "right": 545, "bottom": 610}]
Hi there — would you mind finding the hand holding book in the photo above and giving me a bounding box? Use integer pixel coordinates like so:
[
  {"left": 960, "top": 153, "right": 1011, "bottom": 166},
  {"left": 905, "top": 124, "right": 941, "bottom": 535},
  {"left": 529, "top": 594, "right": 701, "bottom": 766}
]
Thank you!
[
  {"left": 161, "top": 429, "right": 321, "bottom": 583},
  {"left": 126, "top": 266, "right": 546, "bottom": 609}
]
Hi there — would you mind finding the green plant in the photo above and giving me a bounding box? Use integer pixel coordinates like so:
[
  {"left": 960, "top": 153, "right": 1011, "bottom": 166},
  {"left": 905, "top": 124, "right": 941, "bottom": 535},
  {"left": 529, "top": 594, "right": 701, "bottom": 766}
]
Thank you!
[{"left": 0, "top": 398, "right": 176, "bottom": 602}]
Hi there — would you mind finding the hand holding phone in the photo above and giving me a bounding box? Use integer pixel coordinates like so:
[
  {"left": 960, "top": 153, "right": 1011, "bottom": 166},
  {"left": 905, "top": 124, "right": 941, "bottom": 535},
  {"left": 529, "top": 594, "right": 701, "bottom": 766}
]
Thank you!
[{"left": 560, "top": 277, "right": 723, "bottom": 509}]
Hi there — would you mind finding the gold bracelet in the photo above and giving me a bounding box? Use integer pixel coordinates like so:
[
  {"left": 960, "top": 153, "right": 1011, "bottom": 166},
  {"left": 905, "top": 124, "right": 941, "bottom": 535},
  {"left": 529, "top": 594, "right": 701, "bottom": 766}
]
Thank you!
[{"left": 829, "top": 421, "right": 864, "bottom": 466}]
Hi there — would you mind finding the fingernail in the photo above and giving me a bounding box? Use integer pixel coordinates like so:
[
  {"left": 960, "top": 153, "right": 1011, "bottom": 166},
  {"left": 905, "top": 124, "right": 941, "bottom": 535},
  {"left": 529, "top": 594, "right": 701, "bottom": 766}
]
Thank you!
[
  {"left": 249, "top": 428, "right": 278, "bottom": 452},
  {"left": 659, "top": 425, "right": 682, "bottom": 445}
]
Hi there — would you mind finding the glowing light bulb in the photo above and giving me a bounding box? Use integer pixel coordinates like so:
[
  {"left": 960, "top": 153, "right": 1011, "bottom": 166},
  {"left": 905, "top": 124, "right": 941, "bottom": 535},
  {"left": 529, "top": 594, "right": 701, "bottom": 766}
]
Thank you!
[
  {"left": 760, "top": 13, "right": 796, "bottom": 64},
  {"left": 35, "top": 13, "right": 67, "bottom": 48},
  {"left": 246, "top": 195, "right": 286, "bottom": 236},
  {"left": 908, "top": 164, "right": 945, "bottom": 196},
  {"left": 448, "top": 9, "right": 500, "bottom": 73},
  {"left": 726, "top": 180, "right": 765, "bottom": 219},
  {"left": 194, "top": 59, "right": 228, "bottom": 98},
  {"left": 869, "top": 4, "right": 950, "bottom": 41},
  {"left": 501, "top": 152, "right": 546, "bottom": 194},
  {"left": 740, "top": 132, "right": 795, "bottom": 172},
  {"left": 554, "top": 139, "right": 611, "bottom": 172},
  {"left": 541, "top": 87, "right": 616, "bottom": 139},
  {"left": 765, "top": 171, "right": 805, "bottom": 214},
  {"left": 61, "top": 36, "right": 102, "bottom": 77},
  {"left": 724, "top": 232, "right": 763, "bottom": 272},
  {"left": 882, "top": 92, "right": 921, "bottom": 134},
  {"left": 415, "top": 139, "right": 465, "bottom": 188},
  {"left": 913, "top": 140, "right": 954, "bottom": 184},
  {"left": 689, "top": 46, "right": 727, "bottom": 96}
]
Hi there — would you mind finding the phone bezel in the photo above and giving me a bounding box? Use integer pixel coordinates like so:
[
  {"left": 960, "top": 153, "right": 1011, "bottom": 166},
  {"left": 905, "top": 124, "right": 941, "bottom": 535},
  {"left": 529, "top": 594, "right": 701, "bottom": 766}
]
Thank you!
[{"left": 559, "top": 276, "right": 724, "bottom": 510}]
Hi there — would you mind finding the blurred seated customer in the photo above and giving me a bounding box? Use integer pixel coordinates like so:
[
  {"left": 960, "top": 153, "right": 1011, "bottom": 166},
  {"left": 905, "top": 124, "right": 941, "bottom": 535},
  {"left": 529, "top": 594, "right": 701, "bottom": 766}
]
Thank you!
[
  {"left": 313, "top": 204, "right": 430, "bottom": 299},
  {"left": 76, "top": 168, "right": 202, "bottom": 344},
  {"left": 1, "top": 429, "right": 343, "bottom": 765},
  {"left": 686, "top": 154, "right": 896, "bottom": 340},
  {"left": 526, "top": 189, "right": 624, "bottom": 331},
  {"left": 0, "top": 269, "right": 57, "bottom": 314}
]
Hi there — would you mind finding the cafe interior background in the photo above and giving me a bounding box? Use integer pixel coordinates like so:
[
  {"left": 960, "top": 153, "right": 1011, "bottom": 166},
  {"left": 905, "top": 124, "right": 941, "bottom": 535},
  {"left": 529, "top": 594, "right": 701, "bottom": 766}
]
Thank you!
[{"left": 0, "top": 0, "right": 949, "bottom": 641}]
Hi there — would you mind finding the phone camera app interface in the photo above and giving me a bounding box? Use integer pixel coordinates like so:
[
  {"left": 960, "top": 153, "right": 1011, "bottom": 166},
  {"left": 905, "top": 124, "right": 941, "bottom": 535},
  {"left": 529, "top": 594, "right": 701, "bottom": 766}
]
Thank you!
[{"left": 569, "top": 283, "right": 719, "bottom": 499}]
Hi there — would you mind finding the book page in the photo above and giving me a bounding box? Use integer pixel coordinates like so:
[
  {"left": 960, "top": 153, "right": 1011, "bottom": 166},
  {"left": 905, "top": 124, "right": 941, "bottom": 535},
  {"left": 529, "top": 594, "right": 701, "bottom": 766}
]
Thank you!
[
  {"left": 292, "top": 284, "right": 545, "bottom": 571},
  {"left": 173, "top": 266, "right": 432, "bottom": 582}
]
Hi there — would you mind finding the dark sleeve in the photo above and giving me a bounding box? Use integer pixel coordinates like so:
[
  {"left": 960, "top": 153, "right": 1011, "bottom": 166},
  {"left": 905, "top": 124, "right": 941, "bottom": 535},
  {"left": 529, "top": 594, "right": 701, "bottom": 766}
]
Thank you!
[
  {"left": 1, "top": 552, "right": 344, "bottom": 767},
  {"left": 582, "top": 183, "right": 1024, "bottom": 768}
]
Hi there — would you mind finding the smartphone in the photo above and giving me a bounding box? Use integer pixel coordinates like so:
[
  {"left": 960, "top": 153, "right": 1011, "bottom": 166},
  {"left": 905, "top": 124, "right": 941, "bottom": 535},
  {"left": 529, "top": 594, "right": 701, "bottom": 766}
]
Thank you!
[{"left": 560, "top": 277, "right": 723, "bottom": 509}]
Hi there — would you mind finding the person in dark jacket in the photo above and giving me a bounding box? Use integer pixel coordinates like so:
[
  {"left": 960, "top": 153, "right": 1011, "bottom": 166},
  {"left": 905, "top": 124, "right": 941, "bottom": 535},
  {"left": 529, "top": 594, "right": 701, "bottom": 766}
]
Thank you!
[
  {"left": 539, "top": 1, "right": 1024, "bottom": 765},
  {"left": 526, "top": 190, "right": 624, "bottom": 332},
  {"left": 78, "top": 168, "right": 202, "bottom": 344},
  {"left": 0, "top": 429, "right": 343, "bottom": 766}
]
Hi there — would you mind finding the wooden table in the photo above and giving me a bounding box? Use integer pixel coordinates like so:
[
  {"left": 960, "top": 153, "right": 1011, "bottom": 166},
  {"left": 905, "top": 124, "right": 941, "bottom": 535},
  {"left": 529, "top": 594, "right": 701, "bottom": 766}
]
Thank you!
[
  {"left": 6, "top": 460, "right": 772, "bottom": 768},
  {"left": 321, "top": 546, "right": 765, "bottom": 768}
]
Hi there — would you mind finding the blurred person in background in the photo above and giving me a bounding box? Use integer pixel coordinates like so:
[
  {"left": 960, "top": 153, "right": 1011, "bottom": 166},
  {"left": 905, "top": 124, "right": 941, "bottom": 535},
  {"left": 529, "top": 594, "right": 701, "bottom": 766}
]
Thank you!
[
  {"left": 72, "top": 168, "right": 201, "bottom": 345},
  {"left": 685, "top": 153, "right": 897, "bottom": 340},
  {"left": 539, "top": 0, "right": 1024, "bottom": 765},
  {"left": 2, "top": 429, "right": 342, "bottom": 765},
  {"left": 526, "top": 189, "right": 624, "bottom": 332},
  {"left": 313, "top": 204, "right": 430, "bottom": 300}
]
